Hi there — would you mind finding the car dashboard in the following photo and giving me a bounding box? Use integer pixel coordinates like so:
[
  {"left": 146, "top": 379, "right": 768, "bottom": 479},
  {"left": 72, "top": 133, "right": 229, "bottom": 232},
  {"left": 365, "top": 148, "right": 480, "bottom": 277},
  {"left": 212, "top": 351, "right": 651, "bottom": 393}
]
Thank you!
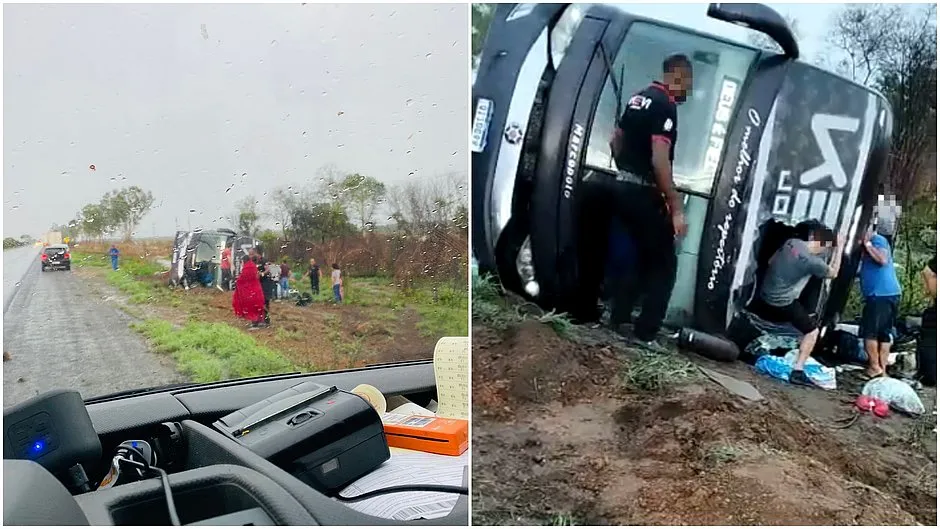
[{"left": 3, "top": 361, "right": 468, "bottom": 526}]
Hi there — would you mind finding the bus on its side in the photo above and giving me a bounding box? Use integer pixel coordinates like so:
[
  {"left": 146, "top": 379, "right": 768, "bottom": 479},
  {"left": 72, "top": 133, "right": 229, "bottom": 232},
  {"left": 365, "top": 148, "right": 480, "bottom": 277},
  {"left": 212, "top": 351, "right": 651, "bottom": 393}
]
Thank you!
[{"left": 471, "top": 2, "right": 893, "bottom": 341}]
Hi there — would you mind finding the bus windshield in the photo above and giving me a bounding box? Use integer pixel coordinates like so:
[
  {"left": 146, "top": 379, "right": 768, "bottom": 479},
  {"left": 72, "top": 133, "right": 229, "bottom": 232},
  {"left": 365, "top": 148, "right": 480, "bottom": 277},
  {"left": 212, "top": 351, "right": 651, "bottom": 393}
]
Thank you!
[{"left": 585, "top": 21, "right": 758, "bottom": 196}]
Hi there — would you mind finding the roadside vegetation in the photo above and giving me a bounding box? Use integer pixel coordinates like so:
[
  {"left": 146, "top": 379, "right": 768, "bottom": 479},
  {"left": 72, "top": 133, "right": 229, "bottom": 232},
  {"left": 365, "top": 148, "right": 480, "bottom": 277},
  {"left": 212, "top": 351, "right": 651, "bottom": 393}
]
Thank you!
[
  {"left": 3, "top": 235, "right": 33, "bottom": 249},
  {"left": 131, "top": 319, "right": 295, "bottom": 383},
  {"left": 73, "top": 239, "right": 466, "bottom": 382}
]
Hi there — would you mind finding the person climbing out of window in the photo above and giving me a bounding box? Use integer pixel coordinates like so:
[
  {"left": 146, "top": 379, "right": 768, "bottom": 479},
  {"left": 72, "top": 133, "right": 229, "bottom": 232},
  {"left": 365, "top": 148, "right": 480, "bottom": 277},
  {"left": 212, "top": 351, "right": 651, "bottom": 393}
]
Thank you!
[
  {"left": 582, "top": 53, "right": 693, "bottom": 349},
  {"left": 748, "top": 225, "right": 845, "bottom": 387}
]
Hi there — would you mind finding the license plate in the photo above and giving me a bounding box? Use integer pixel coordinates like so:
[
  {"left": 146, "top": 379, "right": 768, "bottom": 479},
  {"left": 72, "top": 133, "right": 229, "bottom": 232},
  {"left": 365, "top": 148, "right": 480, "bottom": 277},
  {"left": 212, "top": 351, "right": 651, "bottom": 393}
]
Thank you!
[{"left": 471, "top": 98, "right": 494, "bottom": 153}]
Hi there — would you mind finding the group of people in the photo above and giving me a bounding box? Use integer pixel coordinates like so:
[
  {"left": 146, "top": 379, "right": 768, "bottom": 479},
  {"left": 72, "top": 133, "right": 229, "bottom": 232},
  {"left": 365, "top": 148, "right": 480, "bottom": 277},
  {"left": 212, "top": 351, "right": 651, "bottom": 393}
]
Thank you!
[
  {"left": 597, "top": 53, "right": 934, "bottom": 388},
  {"left": 231, "top": 248, "right": 345, "bottom": 329}
]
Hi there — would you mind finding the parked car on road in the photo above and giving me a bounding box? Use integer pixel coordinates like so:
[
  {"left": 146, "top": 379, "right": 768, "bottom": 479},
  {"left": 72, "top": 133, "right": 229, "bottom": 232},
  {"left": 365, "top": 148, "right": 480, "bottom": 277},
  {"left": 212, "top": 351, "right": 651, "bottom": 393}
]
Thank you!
[{"left": 41, "top": 244, "right": 71, "bottom": 272}]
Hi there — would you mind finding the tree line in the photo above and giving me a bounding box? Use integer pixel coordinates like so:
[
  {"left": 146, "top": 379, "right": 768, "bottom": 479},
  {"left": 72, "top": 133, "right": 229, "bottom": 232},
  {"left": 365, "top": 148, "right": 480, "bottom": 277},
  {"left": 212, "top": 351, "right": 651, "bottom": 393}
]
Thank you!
[
  {"left": 55, "top": 186, "right": 155, "bottom": 243},
  {"left": 233, "top": 165, "right": 468, "bottom": 246},
  {"left": 3, "top": 235, "right": 33, "bottom": 250}
]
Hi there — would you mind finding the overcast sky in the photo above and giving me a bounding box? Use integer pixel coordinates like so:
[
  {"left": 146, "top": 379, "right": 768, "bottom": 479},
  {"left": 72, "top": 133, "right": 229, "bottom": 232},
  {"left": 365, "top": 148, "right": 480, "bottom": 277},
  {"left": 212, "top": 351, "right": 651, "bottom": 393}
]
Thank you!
[
  {"left": 3, "top": 3, "right": 468, "bottom": 238},
  {"left": 615, "top": 2, "right": 840, "bottom": 60}
]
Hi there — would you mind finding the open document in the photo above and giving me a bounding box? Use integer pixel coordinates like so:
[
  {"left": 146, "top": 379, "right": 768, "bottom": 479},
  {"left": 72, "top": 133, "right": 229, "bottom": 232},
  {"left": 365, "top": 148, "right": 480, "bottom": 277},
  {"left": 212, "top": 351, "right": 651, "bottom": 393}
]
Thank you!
[{"left": 340, "top": 448, "right": 469, "bottom": 521}]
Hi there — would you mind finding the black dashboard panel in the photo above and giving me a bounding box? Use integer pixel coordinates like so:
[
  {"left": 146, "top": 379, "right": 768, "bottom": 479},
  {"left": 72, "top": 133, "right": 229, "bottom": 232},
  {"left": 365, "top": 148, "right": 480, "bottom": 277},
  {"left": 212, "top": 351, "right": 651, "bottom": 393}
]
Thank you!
[
  {"left": 8, "top": 361, "right": 466, "bottom": 525},
  {"left": 86, "top": 362, "right": 436, "bottom": 436}
]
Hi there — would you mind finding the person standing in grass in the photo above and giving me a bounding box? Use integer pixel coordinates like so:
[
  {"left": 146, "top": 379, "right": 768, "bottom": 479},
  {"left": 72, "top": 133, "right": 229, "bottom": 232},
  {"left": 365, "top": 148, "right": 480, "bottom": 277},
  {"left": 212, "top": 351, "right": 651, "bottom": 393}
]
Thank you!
[
  {"left": 232, "top": 256, "right": 266, "bottom": 328},
  {"left": 109, "top": 244, "right": 120, "bottom": 270},
  {"left": 331, "top": 263, "right": 343, "bottom": 303},
  {"left": 858, "top": 225, "right": 902, "bottom": 379},
  {"left": 261, "top": 260, "right": 279, "bottom": 318},
  {"left": 279, "top": 258, "right": 291, "bottom": 299},
  {"left": 220, "top": 246, "right": 233, "bottom": 290},
  {"left": 305, "top": 258, "right": 322, "bottom": 296}
]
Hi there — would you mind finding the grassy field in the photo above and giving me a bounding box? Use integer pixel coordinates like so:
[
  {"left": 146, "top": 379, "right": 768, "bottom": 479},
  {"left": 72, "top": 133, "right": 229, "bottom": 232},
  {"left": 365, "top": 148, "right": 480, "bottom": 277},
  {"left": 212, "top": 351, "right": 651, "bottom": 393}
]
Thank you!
[{"left": 72, "top": 241, "right": 468, "bottom": 383}]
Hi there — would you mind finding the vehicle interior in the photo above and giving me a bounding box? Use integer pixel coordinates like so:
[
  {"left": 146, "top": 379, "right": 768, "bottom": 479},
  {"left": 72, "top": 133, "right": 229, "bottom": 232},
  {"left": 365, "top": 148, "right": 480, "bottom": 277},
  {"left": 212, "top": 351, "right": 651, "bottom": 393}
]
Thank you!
[{"left": 3, "top": 362, "right": 468, "bottom": 526}]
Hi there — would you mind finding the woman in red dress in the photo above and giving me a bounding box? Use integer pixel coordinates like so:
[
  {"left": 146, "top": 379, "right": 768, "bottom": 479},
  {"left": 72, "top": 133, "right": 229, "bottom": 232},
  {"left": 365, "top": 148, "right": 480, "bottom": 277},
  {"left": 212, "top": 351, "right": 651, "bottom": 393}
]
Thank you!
[{"left": 232, "top": 258, "right": 267, "bottom": 327}]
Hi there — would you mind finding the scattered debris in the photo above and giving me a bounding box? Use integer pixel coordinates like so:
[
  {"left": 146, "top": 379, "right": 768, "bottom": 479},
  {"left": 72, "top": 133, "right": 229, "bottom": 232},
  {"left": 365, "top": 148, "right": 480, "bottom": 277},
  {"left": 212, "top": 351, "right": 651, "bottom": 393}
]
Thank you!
[{"left": 698, "top": 366, "right": 763, "bottom": 401}]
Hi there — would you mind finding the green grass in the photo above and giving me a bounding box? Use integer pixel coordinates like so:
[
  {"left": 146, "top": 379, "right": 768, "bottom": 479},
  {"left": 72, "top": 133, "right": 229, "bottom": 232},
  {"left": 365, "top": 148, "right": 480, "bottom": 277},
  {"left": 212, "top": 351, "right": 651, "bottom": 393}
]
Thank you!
[
  {"left": 73, "top": 251, "right": 178, "bottom": 305},
  {"left": 132, "top": 319, "right": 296, "bottom": 383},
  {"left": 471, "top": 273, "right": 521, "bottom": 330},
  {"left": 550, "top": 513, "right": 579, "bottom": 526},
  {"left": 331, "top": 275, "right": 468, "bottom": 338},
  {"left": 622, "top": 350, "right": 698, "bottom": 392},
  {"left": 405, "top": 285, "right": 469, "bottom": 338}
]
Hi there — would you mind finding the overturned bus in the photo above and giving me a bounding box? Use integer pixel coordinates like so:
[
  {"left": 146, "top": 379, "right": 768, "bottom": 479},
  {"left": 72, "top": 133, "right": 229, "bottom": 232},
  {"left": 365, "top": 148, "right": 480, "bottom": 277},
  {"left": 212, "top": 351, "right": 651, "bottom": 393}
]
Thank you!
[
  {"left": 472, "top": 3, "right": 892, "bottom": 340},
  {"left": 169, "top": 228, "right": 262, "bottom": 290}
]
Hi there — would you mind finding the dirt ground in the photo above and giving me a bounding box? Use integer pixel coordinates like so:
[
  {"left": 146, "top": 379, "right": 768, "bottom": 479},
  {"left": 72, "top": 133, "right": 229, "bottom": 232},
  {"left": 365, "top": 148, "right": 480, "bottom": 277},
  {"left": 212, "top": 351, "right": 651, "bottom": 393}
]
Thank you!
[
  {"left": 472, "top": 321, "right": 937, "bottom": 526},
  {"left": 75, "top": 266, "right": 439, "bottom": 371}
]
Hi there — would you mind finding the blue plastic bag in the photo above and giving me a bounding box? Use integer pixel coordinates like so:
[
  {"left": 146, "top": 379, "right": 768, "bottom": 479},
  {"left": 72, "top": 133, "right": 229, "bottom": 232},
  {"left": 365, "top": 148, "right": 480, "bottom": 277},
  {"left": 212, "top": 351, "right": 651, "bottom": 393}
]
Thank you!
[
  {"left": 755, "top": 355, "right": 792, "bottom": 381},
  {"left": 754, "top": 352, "right": 837, "bottom": 390}
]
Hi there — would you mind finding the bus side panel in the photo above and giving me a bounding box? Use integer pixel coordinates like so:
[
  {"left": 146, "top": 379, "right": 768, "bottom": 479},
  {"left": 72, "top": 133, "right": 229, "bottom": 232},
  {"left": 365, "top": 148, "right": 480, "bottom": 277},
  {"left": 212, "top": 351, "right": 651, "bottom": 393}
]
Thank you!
[
  {"left": 554, "top": 14, "right": 633, "bottom": 317},
  {"left": 694, "top": 56, "right": 788, "bottom": 334},
  {"left": 529, "top": 17, "right": 609, "bottom": 308},
  {"left": 824, "top": 95, "right": 893, "bottom": 324},
  {"left": 728, "top": 62, "right": 882, "bottom": 327},
  {"left": 471, "top": 3, "right": 567, "bottom": 272}
]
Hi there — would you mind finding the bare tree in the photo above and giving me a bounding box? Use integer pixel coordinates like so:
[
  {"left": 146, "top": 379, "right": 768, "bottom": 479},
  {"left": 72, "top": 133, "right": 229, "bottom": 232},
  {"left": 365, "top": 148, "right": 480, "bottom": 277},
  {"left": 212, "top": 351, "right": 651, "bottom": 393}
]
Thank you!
[
  {"left": 386, "top": 172, "right": 468, "bottom": 235},
  {"left": 823, "top": 4, "right": 907, "bottom": 85},
  {"left": 824, "top": 3, "right": 937, "bottom": 202},
  {"left": 267, "top": 187, "right": 301, "bottom": 239}
]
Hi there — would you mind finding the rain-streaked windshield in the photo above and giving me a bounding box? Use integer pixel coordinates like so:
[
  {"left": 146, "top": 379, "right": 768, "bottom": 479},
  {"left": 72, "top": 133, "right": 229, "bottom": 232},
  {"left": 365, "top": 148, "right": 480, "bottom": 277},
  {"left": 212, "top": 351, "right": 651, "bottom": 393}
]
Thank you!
[{"left": 3, "top": 3, "right": 469, "bottom": 406}]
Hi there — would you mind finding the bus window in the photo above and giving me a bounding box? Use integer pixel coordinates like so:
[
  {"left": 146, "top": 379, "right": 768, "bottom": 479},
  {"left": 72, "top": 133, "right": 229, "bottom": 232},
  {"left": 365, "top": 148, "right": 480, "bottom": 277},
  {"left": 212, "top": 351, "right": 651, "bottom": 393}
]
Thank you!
[{"left": 585, "top": 21, "right": 757, "bottom": 196}]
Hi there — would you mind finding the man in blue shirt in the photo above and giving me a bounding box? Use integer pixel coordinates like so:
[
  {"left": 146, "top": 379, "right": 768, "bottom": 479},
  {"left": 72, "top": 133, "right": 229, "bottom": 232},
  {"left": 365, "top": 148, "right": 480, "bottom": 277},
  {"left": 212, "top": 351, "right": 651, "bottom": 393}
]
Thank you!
[
  {"left": 109, "top": 245, "right": 120, "bottom": 271},
  {"left": 859, "top": 226, "right": 902, "bottom": 378}
]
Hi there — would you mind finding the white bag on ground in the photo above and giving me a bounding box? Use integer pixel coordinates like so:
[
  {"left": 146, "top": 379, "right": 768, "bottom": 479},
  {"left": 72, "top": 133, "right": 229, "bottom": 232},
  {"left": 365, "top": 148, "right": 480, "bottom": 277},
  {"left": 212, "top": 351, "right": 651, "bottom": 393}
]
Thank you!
[{"left": 862, "top": 377, "right": 926, "bottom": 415}]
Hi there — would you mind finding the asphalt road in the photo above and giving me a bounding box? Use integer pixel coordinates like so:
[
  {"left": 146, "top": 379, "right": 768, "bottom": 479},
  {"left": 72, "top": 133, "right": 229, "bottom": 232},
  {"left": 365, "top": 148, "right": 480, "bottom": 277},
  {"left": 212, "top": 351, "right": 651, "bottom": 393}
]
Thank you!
[
  {"left": 3, "top": 245, "right": 39, "bottom": 312},
  {"left": 3, "top": 250, "right": 185, "bottom": 407}
]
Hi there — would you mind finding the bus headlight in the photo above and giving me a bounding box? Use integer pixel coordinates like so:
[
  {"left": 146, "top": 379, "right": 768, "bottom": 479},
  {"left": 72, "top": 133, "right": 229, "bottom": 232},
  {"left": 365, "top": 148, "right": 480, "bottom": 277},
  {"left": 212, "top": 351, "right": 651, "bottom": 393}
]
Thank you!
[{"left": 516, "top": 236, "right": 539, "bottom": 297}]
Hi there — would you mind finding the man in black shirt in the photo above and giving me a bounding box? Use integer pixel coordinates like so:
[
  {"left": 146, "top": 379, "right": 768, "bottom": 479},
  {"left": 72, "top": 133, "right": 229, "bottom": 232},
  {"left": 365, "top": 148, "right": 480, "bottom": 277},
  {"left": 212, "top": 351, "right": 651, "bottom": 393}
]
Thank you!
[
  {"left": 579, "top": 53, "right": 692, "bottom": 346},
  {"left": 305, "top": 258, "right": 322, "bottom": 296}
]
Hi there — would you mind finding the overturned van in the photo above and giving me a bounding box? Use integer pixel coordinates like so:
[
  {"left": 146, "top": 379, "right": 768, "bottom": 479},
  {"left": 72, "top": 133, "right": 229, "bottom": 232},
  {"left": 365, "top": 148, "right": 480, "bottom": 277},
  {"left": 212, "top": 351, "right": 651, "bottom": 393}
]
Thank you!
[
  {"left": 472, "top": 3, "right": 892, "bottom": 337},
  {"left": 169, "top": 228, "right": 262, "bottom": 290}
]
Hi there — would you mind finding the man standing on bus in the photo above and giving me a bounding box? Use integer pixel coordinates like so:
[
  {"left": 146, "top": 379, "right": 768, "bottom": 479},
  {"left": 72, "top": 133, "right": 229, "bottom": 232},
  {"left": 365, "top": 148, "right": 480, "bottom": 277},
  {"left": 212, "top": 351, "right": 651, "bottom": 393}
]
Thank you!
[{"left": 598, "top": 53, "right": 692, "bottom": 348}]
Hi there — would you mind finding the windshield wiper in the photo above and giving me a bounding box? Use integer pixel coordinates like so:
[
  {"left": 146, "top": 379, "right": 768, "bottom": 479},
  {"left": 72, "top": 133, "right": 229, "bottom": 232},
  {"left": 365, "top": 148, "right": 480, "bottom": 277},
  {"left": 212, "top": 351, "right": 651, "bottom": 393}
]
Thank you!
[{"left": 595, "top": 40, "right": 625, "bottom": 168}]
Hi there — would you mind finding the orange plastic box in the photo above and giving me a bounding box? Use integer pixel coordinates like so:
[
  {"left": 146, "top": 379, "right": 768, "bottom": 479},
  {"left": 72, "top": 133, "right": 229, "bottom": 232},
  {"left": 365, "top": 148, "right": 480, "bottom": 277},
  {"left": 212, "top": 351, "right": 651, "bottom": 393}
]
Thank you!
[{"left": 381, "top": 413, "right": 468, "bottom": 456}]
